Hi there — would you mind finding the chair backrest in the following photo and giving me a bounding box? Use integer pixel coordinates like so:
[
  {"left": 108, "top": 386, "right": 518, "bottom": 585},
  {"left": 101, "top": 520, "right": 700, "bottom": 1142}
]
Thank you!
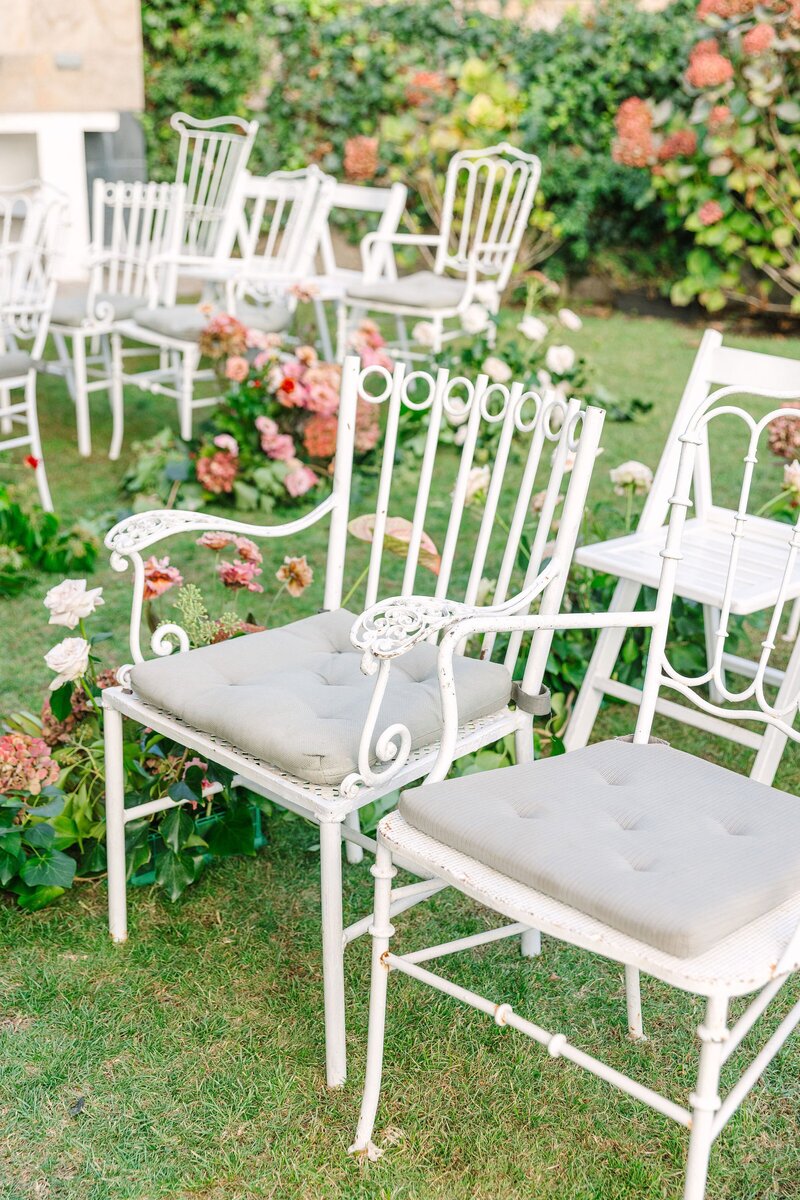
[
  {"left": 635, "top": 386, "right": 800, "bottom": 747},
  {"left": 325, "top": 357, "right": 605, "bottom": 694},
  {"left": 0, "top": 243, "right": 57, "bottom": 357},
  {"left": 641, "top": 328, "right": 800, "bottom": 533},
  {"left": 315, "top": 181, "right": 408, "bottom": 283},
  {"left": 435, "top": 143, "right": 541, "bottom": 291},
  {"left": 171, "top": 112, "right": 258, "bottom": 257},
  {"left": 216, "top": 167, "right": 331, "bottom": 278},
  {"left": 0, "top": 181, "right": 66, "bottom": 257},
  {"left": 90, "top": 179, "right": 186, "bottom": 306}
]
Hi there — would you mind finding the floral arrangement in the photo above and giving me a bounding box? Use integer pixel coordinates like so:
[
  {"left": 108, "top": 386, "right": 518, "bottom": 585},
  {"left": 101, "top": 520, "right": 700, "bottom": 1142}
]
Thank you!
[
  {"left": 124, "top": 320, "right": 388, "bottom": 514},
  {"left": 612, "top": 0, "right": 800, "bottom": 313}
]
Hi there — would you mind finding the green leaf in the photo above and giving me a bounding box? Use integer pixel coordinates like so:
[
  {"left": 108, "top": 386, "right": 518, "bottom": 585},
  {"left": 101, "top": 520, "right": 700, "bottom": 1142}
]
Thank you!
[
  {"left": 50, "top": 682, "right": 74, "bottom": 721},
  {"left": 160, "top": 805, "right": 195, "bottom": 853},
  {"left": 11, "top": 882, "right": 66, "bottom": 911},
  {"left": 167, "top": 780, "right": 199, "bottom": 805},
  {"left": 19, "top": 847, "right": 76, "bottom": 889},
  {"left": 24, "top": 823, "right": 56, "bottom": 850},
  {"left": 204, "top": 804, "right": 256, "bottom": 858},
  {"left": 155, "top": 849, "right": 201, "bottom": 901}
]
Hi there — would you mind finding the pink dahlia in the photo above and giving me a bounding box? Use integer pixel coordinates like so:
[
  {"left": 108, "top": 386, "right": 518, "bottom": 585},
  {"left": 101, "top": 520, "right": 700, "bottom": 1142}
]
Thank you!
[
  {"left": 285, "top": 463, "right": 320, "bottom": 498},
  {"left": 265, "top": 433, "right": 296, "bottom": 461},
  {"left": 217, "top": 558, "right": 264, "bottom": 593},
  {"left": 303, "top": 366, "right": 341, "bottom": 416},
  {"left": 143, "top": 556, "right": 183, "bottom": 601},
  {"left": 234, "top": 536, "right": 263, "bottom": 566}
]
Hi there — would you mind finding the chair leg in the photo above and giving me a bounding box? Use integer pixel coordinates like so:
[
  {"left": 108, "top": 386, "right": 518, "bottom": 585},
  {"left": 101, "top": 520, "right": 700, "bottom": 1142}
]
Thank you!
[
  {"left": 0, "top": 385, "right": 11, "bottom": 435},
  {"left": 314, "top": 297, "right": 334, "bottom": 362},
  {"left": 179, "top": 348, "right": 196, "bottom": 442},
  {"left": 52, "top": 330, "right": 77, "bottom": 402},
  {"left": 71, "top": 333, "right": 92, "bottom": 457},
  {"left": 335, "top": 302, "right": 350, "bottom": 361},
  {"left": 320, "top": 818, "right": 347, "bottom": 1087},
  {"left": 750, "top": 631, "right": 800, "bottom": 785},
  {"left": 564, "top": 577, "right": 643, "bottom": 751},
  {"left": 785, "top": 596, "right": 800, "bottom": 644},
  {"left": 514, "top": 719, "right": 534, "bottom": 765},
  {"left": 104, "top": 703, "right": 128, "bottom": 943},
  {"left": 344, "top": 810, "right": 364, "bottom": 865},
  {"left": 520, "top": 928, "right": 541, "bottom": 957},
  {"left": 683, "top": 994, "right": 728, "bottom": 1200},
  {"left": 25, "top": 372, "right": 53, "bottom": 512},
  {"left": 350, "top": 840, "right": 396, "bottom": 1157},
  {"left": 108, "top": 331, "right": 125, "bottom": 461},
  {"left": 625, "top": 965, "right": 645, "bottom": 1040},
  {"left": 702, "top": 605, "right": 725, "bottom": 704}
]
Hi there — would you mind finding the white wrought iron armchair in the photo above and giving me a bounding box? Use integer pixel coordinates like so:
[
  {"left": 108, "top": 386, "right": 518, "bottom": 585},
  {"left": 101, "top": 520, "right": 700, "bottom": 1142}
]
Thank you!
[
  {"left": 337, "top": 143, "right": 541, "bottom": 358},
  {"left": 567, "top": 328, "right": 800, "bottom": 785},
  {"left": 351, "top": 385, "right": 800, "bottom": 1200},
  {"left": 102, "top": 355, "right": 605, "bottom": 1087}
]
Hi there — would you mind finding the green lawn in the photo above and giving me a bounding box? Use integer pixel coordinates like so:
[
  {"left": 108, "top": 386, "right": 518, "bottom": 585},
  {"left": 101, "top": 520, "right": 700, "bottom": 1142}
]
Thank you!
[{"left": 2, "top": 313, "right": 800, "bottom": 1198}]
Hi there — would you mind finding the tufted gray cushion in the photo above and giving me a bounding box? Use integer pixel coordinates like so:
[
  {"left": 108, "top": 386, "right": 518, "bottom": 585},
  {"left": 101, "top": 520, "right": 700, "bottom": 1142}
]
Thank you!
[
  {"left": 51, "top": 288, "right": 141, "bottom": 326},
  {"left": 399, "top": 740, "right": 800, "bottom": 958},
  {"left": 346, "top": 270, "right": 466, "bottom": 310},
  {"left": 130, "top": 609, "right": 512, "bottom": 787},
  {"left": 132, "top": 301, "right": 291, "bottom": 342}
]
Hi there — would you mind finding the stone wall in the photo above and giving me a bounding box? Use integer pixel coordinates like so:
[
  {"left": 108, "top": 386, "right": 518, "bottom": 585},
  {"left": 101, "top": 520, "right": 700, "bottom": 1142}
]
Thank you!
[{"left": 0, "top": 0, "right": 144, "bottom": 114}]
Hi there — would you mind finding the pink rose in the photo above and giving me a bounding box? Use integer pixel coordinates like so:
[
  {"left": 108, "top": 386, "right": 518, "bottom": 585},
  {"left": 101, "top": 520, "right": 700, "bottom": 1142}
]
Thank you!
[
  {"left": 213, "top": 433, "right": 239, "bottom": 456},
  {"left": 266, "top": 434, "right": 296, "bottom": 461},
  {"left": 285, "top": 463, "right": 319, "bottom": 497},
  {"left": 225, "top": 355, "right": 250, "bottom": 382}
]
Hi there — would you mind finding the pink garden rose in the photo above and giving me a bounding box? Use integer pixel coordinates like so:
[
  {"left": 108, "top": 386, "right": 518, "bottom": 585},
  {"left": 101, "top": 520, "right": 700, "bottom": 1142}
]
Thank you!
[
  {"left": 213, "top": 433, "right": 239, "bottom": 456},
  {"left": 224, "top": 355, "right": 250, "bottom": 382},
  {"left": 265, "top": 433, "right": 296, "bottom": 461},
  {"left": 285, "top": 463, "right": 320, "bottom": 497}
]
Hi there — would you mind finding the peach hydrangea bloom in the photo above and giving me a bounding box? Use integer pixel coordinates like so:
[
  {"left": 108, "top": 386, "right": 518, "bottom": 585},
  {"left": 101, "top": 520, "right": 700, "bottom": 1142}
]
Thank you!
[
  {"left": 742, "top": 23, "right": 775, "bottom": 55},
  {"left": 0, "top": 732, "right": 60, "bottom": 795},
  {"left": 196, "top": 450, "right": 238, "bottom": 494}
]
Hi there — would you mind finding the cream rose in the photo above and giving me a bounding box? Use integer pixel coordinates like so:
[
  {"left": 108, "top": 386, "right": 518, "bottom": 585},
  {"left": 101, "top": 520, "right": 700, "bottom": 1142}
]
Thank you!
[
  {"left": 43, "top": 579, "right": 104, "bottom": 629},
  {"left": 45, "top": 637, "right": 90, "bottom": 690},
  {"left": 610, "top": 460, "right": 654, "bottom": 496},
  {"left": 461, "top": 465, "right": 492, "bottom": 505},
  {"left": 784, "top": 460, "right": 800, "bottom": 496},
  {"left": 517, "top": 315, "right": 548, "bottom": 343},
  {"left": 482, "top": 356, "right": 512, "bottom": 384},
  {"left": 545, "top": 344, "right": 576, "bottom": 376},
  {"left": 460, "top": 304, "right": 491, "bottom": 335},
  {"left": 412, "top": 321, "right": 437, "bottom": 348},
  {"left": 558, "top": 307, "right": 583, "bottom": 332}
]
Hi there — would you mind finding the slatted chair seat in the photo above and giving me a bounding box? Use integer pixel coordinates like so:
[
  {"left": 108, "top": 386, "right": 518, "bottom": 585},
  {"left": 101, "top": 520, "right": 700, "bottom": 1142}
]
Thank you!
[
  {"left": 398, "top": 739, "right": 800, "bottom": 959},
  {"left": 51, "top": 288, "right": 142, "bottom": 325},
  {"left": 129, "top": 608, "right": 511, "bottom": 787}
]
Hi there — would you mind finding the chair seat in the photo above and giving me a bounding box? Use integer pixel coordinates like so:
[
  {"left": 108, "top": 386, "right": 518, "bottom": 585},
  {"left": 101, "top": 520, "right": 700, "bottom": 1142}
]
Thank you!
[
  {"left": 129, "top": 609, "right": 512, "bottom": 787},
  {"left": 130, "top": 300, "right": 292, "bottom": 342},
  {"left": 575, "top": 512, "right": 800, "bottom": 616},
  {"left": 0, "top": 351, "right": 34, "bottom": 380},
  {"left": 345, "top": 270, "right": 467, "bottom": 311},
  {"left": 398, "top": 739, "right": 800, "bottom": 959},
  {"left": 51, "top": 288, "right": 142, "bottom": 326}
]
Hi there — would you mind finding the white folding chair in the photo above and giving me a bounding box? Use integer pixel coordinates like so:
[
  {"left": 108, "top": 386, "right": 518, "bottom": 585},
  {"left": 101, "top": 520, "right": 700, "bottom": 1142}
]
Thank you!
[
  {"left": 0, "top": 243, "right": 57, "bottom": 510},
  {"left": 172, "top": 112, "right": 258, "bottom": 260},
  {"left": 567, "top": 328, "right": 800, "bottom": 785},
  {"left": 102, "top": 358, "right": 605, "bottom": 1086},
  {"left": 337, "top": 143, "right": 541, "bottom": 357},
  {"left": 49, "top": 180, "right": 185, "bottom": 459},
  {"left": 351, "top": 385, "right": 800, "bottom": 1200}
]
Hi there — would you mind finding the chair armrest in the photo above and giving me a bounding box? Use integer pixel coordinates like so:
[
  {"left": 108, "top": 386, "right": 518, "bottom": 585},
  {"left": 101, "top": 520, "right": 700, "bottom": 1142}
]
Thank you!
[{"left": 106, "top": 500, "right": 336, "bottom": 669}]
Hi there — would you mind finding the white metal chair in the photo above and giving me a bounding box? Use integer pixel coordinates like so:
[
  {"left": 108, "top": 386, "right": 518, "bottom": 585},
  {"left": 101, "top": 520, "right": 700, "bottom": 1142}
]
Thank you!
[
  {"left": 566, "top": 329, "right": 800, "bottom": 785},
  {"left": 337, "top": 143, "right": 541, "bottom": 357},
  {"left": 48, "top": 179, "right": 185, "bottom": 459},
  {"left": 102, "top": 357, "right": 605, "bottom": 1086},
  {"left": 0, "top": 243, "right": 57, "bottom": 510},
  {"left": 351, "top": 385, "right": 800, "bottom": 1200},
  {"left": 108, "top": 171, "right": 319, "bottom": 445},
  {"left": 172, "top": 111, "right": 258, "bottom": 260}
]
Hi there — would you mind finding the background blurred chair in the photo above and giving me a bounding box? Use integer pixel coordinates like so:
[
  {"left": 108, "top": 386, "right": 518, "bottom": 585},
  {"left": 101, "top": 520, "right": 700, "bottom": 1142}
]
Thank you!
[
  {"left": 49, "top": 179, "right": 185, "bottom": 459},
  {"left": 171, "top": 111, "right": 258, "bottom": 262},
  {"left": 350, "top": 384, "right": 800, "bottom": 1200},
  {"left": 567, "top": 328, "right": 800, "bottom": 784},
  {"left": 0, "top": 242, "right": 58, "bottom": 509},
  {"left": 102, "top": 357, "right": 604, "bottom": 1087},
  {"left": 337, "top": 143, "right": 541, "bottom": 357}
]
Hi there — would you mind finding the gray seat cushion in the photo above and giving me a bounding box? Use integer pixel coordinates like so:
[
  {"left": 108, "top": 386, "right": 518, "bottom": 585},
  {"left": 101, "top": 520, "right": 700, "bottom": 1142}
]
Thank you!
[
  {"left": 346, "top": 270, "right": 466, "bottom": 310},
  {"left": 51, "top": 288, "right": 142, "bottom": 326},
  {"left": 0, "top": 351, "right": 33, "bottom": 380},
  {"left": 132, "top": 301, "right": 292, "bottom": 342},
  {"left": 399, "top": 740, "right": 800, "bottom": 958},
  {"left": 130, "top": 608, "right": 512, "bottom": 787}
]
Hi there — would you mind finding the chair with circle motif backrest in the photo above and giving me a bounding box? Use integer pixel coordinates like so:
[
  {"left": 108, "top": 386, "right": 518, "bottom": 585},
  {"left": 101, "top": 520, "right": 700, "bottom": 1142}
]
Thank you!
[
  {"left": 349, "top": 384, "right": 800, "bottom": 1200},
  {"left": 101, "top": 354, "right": 605, "bottom": 1087}
]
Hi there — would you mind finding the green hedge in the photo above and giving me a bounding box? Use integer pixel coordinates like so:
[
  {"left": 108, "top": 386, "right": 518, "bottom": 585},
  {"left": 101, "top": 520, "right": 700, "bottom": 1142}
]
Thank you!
[{"left": 141, "top": 0, "right": 697, "bottom": 279}]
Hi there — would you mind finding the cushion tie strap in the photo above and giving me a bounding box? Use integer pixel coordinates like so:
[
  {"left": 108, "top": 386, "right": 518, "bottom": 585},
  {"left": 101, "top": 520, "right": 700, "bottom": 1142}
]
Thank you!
[{"left": 511, "top": 683, "right": 551, "bottom": 717}]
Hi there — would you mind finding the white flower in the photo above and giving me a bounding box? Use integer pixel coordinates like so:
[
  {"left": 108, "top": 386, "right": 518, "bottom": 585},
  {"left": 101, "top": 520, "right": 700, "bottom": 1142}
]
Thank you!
[
  {"left": 460, "top": 465, "right": 492, "bottom": 505},
  {"left": 482, "top": 356, "right": 512, "bottom": 384},
  {"left": 476, "top": 577, "right": 496, "bottom": 606},
  {"left": 536, "top": 368, "right": 552, "bottom": 391},
  {"left": 517, "top": 315, "right": 548, "bottom": 343},
  {"left": 559, "top": 446, "right": 603, "bottom": 474},
  {"left": 43, "top": 579, "right": 104, "bottom": 630},
  {"left": 531, "top": 489, "right": 563, "bottom": 513},
  {"left": 610, "top": 460, "right": 654, "bottom": 496},
  {"left": 453, "top": 424, "right": 468, "bottom": 446},
  {"left": 545, "top": 344, "right": 576, "bottom": 376},
  {"left": 784, "top": 460, "right": 800, "bottom": 496},
  {"left": 412, "top": 321, "right": 437, "bottom": 348},
  {"left": 473, "top": 281, "right": 499, "bottom": 306},
  {"left": 460, "top": 304, "right": 491, "bottom": 335},
  {"left": 557, "top": 307, "right": 583, "bottom": 332},
  {"left": 44, "top": 637, "right": 90, "bottom": 690}
]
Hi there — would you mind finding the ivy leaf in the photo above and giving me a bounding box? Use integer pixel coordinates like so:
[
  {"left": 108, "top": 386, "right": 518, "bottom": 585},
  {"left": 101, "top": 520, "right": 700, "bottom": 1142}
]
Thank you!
[
  {"left": 204, "top": 804, "right": 256, "bottom": 858},
  {"left": 160, "top": 806, "right": 195, "bottom": 854},
  {"left": 24, "top": 823, "right": 56, "bottom": 850},
  {"left": 50, "top": 682, "right": 74, "bottom": 721},
  {"left": 25, "top": 793, "right": 65, "bottom": 819},
  {"left": 19, "top": 847, "right": 76, "bottom": 889},
  {"left": 11, "top": 882, "right": 67, "bottom": 911},
  {"left": 155, "top": 849, "right": 201, "bottom": 901},
  {"left": 167, "top": 780, "right": 199, "bottom": 805}
]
